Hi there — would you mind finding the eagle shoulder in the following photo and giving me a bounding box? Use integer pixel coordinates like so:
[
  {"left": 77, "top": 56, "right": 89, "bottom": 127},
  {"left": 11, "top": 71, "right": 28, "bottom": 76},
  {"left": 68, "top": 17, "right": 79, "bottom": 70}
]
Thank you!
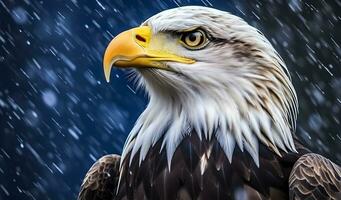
[
  {"left": 289, "top": 153, "right": 341, "bottom": 200},
  {"left": 78, "top": 154, "right": 121, "bottom": 200}
]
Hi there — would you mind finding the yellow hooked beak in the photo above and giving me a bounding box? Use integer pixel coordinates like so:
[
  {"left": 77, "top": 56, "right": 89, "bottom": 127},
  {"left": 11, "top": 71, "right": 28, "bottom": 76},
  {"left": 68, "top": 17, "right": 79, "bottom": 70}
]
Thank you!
[{"left": 103, "top": 26, "right": 195, "bottom": 82}]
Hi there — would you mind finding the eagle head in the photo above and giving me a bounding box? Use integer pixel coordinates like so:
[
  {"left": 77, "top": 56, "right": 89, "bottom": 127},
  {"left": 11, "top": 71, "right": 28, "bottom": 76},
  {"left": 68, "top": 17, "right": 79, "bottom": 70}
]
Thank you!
[{"left": 103, "top": 6, "right": 298, "bottom": 168}]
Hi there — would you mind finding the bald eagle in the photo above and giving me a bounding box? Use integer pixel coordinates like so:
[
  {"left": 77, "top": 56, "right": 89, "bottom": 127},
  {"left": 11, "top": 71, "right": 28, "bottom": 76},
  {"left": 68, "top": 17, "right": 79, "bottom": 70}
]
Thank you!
[{"left": 78, "top": 6, "right": 341, "bottom": 200}]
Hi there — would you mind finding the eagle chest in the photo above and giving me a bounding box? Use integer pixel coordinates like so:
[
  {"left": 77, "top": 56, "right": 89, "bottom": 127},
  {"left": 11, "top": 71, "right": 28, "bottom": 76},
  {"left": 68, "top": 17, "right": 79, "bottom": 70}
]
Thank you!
[{"left": 117, "top": 132, "right": 300, "bottom": 200}]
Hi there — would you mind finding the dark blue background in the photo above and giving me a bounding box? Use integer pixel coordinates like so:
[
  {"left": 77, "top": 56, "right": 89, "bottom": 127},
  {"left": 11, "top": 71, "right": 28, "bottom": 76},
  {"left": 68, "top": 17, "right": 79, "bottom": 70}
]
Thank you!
[{"left": 1, "top": 0, "right": 340, "bottom": 199}]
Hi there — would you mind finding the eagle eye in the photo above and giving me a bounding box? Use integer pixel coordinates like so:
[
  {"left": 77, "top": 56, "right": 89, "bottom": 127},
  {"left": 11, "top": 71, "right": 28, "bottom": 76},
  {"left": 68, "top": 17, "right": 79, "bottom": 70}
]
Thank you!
[{"left": 180, "top": 29, "right": 208, "bottom": 50}]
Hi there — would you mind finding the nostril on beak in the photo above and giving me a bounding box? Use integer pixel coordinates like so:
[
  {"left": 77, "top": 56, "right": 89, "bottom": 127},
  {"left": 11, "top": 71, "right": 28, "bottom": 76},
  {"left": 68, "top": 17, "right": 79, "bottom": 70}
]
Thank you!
[{"left": 135, "top": 34, "right": 147, "bottom": 43}]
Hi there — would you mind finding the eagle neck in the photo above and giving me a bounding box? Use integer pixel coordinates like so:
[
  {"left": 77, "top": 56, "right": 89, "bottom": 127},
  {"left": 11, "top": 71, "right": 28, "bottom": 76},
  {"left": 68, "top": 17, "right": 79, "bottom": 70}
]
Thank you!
[{"left": 121, "top": 86, "right": 296, "bottom": 170}]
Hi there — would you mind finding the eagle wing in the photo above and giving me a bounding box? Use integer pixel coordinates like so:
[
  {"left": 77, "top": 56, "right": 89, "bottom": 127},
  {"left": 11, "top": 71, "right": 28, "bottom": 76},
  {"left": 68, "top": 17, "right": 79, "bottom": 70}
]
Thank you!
[
  {"left": 289, "top": 153, "right": 341, "bottom": 200},
  {"left": 78, "top": 154, "right": 121, "bottom": 200}
]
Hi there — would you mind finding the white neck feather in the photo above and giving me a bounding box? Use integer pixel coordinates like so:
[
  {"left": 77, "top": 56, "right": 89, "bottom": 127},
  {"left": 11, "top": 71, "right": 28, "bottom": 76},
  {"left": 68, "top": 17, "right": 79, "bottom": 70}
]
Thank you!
[{"left": 121, "top": 67, "right": 297, "bottom": 169}]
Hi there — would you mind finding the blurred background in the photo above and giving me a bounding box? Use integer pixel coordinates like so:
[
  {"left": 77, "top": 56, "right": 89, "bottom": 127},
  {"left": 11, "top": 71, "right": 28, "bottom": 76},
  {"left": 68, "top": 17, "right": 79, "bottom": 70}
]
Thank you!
[{"left": 0, "top": 0, "right": 340, "bottom": 199}]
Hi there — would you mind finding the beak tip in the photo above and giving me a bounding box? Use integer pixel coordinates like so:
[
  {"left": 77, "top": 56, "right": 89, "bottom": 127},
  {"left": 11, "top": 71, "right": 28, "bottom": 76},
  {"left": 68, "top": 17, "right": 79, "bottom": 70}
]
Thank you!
[
  {"left": 104, "top": 71, "right": 111, "bottom": 83},
  {"left": 104, "top": 63, "right": 112, "bottom": 83}
]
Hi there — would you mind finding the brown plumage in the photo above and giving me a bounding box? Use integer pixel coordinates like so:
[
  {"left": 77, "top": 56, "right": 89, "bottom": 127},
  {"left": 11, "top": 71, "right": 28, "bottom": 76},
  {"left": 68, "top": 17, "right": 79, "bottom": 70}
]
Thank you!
[
  {"left": 289, "top": 153, "right": 341, "bottom": 200},
  {"left": 114, "top": 132, "right": 309, "bottom": 200},
  {"left": 78, "top": 133, "right": 340, "bottom": 200},
  {"left": 78, "top": 155, "right": 120, "bottom": 200}
]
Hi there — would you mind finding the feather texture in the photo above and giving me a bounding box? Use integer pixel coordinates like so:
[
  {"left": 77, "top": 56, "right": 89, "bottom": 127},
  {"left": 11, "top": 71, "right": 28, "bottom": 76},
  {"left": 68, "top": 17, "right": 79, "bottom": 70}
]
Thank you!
[
  {"left": 78, "top": 155, "right": 120, "bottom": 200},
  {"left": 115, "top": 131, "right": 310, "bottom": 200},
  {"left": 289, "top": 153, "right": 341, "bottom": 200}
]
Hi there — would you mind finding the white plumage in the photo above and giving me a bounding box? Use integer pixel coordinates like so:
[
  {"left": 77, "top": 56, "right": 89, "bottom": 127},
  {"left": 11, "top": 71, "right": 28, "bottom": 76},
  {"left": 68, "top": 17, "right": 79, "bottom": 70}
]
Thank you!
[{"left": 120, "top": 6, "right": 298, "bottom": 170}]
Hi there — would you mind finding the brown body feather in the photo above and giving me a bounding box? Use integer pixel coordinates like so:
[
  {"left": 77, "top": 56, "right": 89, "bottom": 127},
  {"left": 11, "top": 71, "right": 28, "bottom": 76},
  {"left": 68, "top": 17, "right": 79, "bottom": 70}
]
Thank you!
[
  {"left": 78, "top": 132, "right": 341, "bottom": 200},
  {"left": 289, "top": 153, "right": 341, "bottom": 200},
  {"left": 78, "top": 155, "right": 120, "bottom": 200},
  {"left": 116, "top": 131, "right": 309, "bottom": 200}
]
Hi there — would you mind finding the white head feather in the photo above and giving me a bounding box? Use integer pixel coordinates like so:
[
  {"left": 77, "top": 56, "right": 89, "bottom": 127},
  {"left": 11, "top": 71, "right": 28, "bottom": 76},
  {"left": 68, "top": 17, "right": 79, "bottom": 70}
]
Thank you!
[{"left": 120, "top": 6, "right": 298, "bottom": 169}]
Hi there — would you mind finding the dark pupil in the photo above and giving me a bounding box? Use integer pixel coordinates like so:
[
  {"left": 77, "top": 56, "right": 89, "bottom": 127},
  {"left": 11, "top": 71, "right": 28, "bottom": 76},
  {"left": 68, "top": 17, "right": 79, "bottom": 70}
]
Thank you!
[{"left": 189, "top": 33, "right": 198, "bottom": 42}]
